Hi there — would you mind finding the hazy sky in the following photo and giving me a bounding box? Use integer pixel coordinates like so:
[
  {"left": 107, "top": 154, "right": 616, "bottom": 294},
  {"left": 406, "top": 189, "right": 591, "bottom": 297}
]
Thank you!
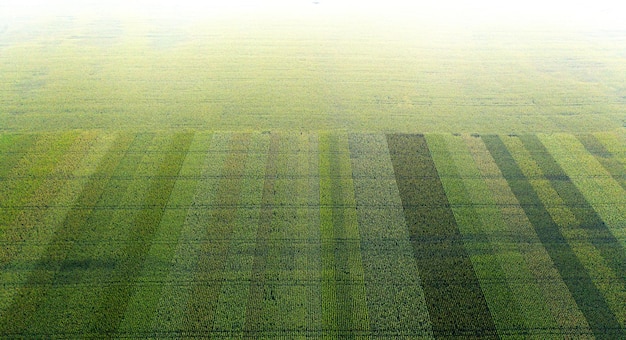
[{"left": 2, "top": 0, "right": 625, "bottom": 30}]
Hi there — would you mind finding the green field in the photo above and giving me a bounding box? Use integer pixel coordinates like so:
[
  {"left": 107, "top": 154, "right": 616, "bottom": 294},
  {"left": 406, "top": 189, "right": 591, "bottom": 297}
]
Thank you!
[{"left": 1, "top": 1, "right": 625, "bottom": 338}]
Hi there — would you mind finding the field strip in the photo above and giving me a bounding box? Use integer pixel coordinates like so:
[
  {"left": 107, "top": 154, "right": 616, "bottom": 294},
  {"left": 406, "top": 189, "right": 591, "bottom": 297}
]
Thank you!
[
  {"left": 386, "top": 134, "right": 497, "bottom": 338},
  {"left": 246, "top": 134, "right": 315, "bottom": 334},
  {"left": 483, "top": 135, "right": 624, "bottom": 338},
  {"left": 150, "top": 132, "right": 228, "bottom": 332},
  {"left": 328, "top": 132, "right": 354, "bottom": 335},
  {"left": 86, "top": 132, "right": 194, "bottom": 334},
  {"left": 243, "top": 133, "right": 280, "bottom": 332},
  {"left": 578, "top": 134, "right": 626, "bottom": 191},
  {"left": 319, "top": 132, "right": 337, "bottom": 335},
  {"left": 237, "top": 132, "right": 326, "bottom": 335},
  {"left": 330, "top": 133, "right": 369, "bottom": 335},
  {"left": 0, "top": 132, "right": 78, "bottom": 230},
  {"left": 305, "top": 132, "right": 323, "bottom": 334},
  {"left": 248, "top": 133, "right": 321, "bottom": 336},
  {"left": 518, "top": 135, "right": 626, "bottom": 323},
  {"left": 117, "top": 132, "right": 213, "bottom": 334},
  {"left": 465, "top": 135, "right": 593, "bottom": 335},
  {"left": 24, "top": 133, "right": 161, "bottom": 335},
  {"left": 349, "top": 133, "right": 433, "bottom": 337},
  {"left": 0, "top": 131, "right": 95, "bottom": 265},
  {"left": 236, "top": 133, "right": 319, "bottom": 335},
  {"left": 319, "top": 132, "right": 369, "bottom": 336},
  {"left": 184, "top": 133, "right": 252, "bottom": 332},
  {"left": 592, "top": 131, "right": 626, "bottom": 169},
  {"left": 538, "top": 134, "right": 626, "bottom": 244},
  {"left": 210, "top": 133, "right": 269, "bottom": 334},
  {"left": 0, "top": 132, "right": 113, "bottom": 313},
  {"left": 0, "top": 132, "right": 138, "bottom": 335},
  {"left": 428, "top": 134, "right": 533, "bottom": 336}
]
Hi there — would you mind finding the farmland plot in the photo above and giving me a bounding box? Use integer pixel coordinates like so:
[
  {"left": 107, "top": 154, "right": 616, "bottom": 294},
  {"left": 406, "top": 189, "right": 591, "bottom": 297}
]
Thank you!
[
  {"left": 2, "top": 3, "right": 626, "bottom": 337},
  {"left": 2, "top": 8, "right": 626, "bottom": 134},
  {"left": 0, "top": 131, "right": 625, "bottom": 338}
]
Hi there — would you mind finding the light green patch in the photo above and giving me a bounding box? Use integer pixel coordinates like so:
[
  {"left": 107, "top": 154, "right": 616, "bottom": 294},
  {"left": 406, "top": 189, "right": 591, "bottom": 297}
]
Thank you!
[
  {"left": 464, "top": 135, "right": 591, "bottom": 335},
  {"left": 319, "top": 132, "right": 369, "bottom": 336},
  {"left": 539, "top": 134, "right": 626, "bottom": 246}
]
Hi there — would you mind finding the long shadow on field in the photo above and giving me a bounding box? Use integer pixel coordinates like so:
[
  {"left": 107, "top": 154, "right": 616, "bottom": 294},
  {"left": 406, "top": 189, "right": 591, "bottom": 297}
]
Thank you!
[
  {"left": 387, "top": 134, "right": 498, "bottom": 338},
  {"left": 483, "top": 135, "right": 625, "bottom": 340}
]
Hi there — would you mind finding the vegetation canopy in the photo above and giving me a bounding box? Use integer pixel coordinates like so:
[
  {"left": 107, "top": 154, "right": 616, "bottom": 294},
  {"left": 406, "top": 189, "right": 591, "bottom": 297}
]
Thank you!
[{"left": 0, "top": 2, "right": 625, "bottom": 338}]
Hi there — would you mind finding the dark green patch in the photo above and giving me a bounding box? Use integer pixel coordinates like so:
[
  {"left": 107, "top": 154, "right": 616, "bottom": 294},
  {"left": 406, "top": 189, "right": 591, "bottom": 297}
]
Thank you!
[{"left": 386, "top": 134, "right": 498, "bottom": 338}]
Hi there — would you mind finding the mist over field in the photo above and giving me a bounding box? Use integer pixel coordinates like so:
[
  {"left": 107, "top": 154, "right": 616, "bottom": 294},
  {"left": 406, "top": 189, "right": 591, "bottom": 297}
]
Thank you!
[
  {"left": 1, "top": 0, "right": 625, "bottom": 132},
  {"left": 1, "top": 1, "right": 625, "bottom": 338},
  {"left": 3, "top": 0, "right": 625, "bottom": 25}
]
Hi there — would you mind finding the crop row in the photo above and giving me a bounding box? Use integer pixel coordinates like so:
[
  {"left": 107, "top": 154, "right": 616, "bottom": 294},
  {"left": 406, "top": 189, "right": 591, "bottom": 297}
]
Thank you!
[
  {"left": 319, "top": 132, "right": 369, "bottom": 334},
  {"left": 387, "top": 134, "right": 498, "bottom": 338},
  {"left": 348, "top": 133, "right": 432, "bottom": 335},
  {"left": 0, "top": 132, "right": 139, "bottom": 334},
  {"left": 428, "top": 134, "right": 532, "bottom": 334},
  {"left": 577, "top": 134, "right": 626, "bottom": 191},
  {"left": 483, "top": 135, "right": 625, "bottom": 339},
  {"left": 0, "top": 131, "right": 624, "bottom": 338}
]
